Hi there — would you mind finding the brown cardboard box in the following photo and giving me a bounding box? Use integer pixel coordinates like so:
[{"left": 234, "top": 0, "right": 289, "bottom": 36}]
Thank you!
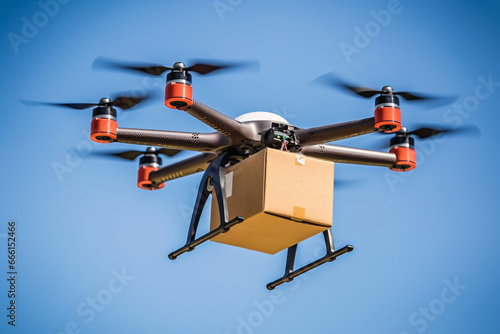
[{"left": 210, "top": 148, "right": 334, "bottom": 254}]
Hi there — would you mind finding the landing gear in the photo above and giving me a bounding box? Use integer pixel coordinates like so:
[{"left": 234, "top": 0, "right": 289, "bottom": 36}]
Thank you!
[
  {"left": 169, "top": 148, "right": 353, "bottom": 290},
  {"left": 267, "top": 229, "right": 353, "bottom": 290},
  {"left": 168, "top": 150, "right": 244, "bottom": 260}
]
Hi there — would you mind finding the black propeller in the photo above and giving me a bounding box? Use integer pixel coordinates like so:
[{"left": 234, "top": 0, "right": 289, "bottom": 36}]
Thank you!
[
  {"left": 96, "top": 147, "right": 182, "bottom": 161},
  {"left": 405, "top": 125, "right": 481, "bottom": 139},
  {"left": 371, "top": 125, "right": 481, "bottom": 149},
  {"left": 313, "top": 72, "right": 451, "bottom": 102},
  {"left": 334, "top": 178, "right": 367, "bottom": 189},
  {"left": 92, "top": 57, "right": 260, "bottom": 76},
  {"left": 20, "top": 93, "right": 149, "bottom": 111}
]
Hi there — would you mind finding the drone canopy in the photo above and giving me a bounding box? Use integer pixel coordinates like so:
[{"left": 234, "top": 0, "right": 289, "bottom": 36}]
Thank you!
[{"left": 235, "top": 111, "right": 289, "bottom": 125}]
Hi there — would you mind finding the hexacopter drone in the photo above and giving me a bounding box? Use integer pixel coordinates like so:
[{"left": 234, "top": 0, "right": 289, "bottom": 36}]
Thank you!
[{"left": 26, "top": 58, "right": 464, "bottom": 289}]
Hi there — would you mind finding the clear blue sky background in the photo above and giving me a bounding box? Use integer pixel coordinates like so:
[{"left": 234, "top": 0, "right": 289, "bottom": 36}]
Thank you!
[{"left": 1, "top": 0, "right": 499, "bottom": 333}]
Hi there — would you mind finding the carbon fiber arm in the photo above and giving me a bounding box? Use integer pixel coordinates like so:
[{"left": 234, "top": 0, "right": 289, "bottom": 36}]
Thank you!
[
  {"left": 181, "top": 100, "right": 253, "bottom": 139},
  {"left": 149, "top": 152, "right": 217, "bottom": 185},
  {"left": 116, "top": 128, "right": 230, "bottom": 152},
  {"left": 294, "top": 117, "right": 376, "bottom": 145},
  {"left": 300, "top": 144, "right": 397, "bottom": 168}
]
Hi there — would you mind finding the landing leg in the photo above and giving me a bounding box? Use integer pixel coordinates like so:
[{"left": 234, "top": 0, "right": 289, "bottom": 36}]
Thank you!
[
  {"left": 168, "top": 151, "right": 244, "bottom": 260},
  {"left": 267, "top": 229, "right": 353, "bottom": 290}
]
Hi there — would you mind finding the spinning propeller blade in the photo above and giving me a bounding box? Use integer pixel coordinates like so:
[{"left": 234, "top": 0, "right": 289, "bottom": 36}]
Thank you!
[
  {"left": 334, "top": 178, "right": 367, "bottom": 189},
  {"left": 93, "top": 57, "right": 260, "bottom": 76},
  {"left": 371, "top": 125, "right": 481, "bottom": 149},
  {"left": 407, "top": 125, "right": 481, "bottom": 139},
  {"left": 111, "top": 94, "right": 149, "bottom": 110},
  {"left": 96, "top": 148, "right": 182, "bottom": 161},
  {"left": 313, "top": 72, "right": 451, "bottom": 102},
  {"left": 92, "top": 57, "right": 172, "bottom": 76},
  {"left": 20, "top": 100, "right": 97, "bottom": 110},
  {"left": 20, "top": 93, "right": 150, "bottom": 111}
]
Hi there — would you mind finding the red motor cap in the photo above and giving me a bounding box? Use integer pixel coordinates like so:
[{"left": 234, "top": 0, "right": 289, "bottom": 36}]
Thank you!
[
  {"left": 137, "top": 166, "right": 164, "bottom": 190},
  {"left": 374, "top": 107, "right": 402, "bottom": 133},
  {"left": 165, "top": 82, "right": 193, "bottom": 109},
  {"left": 90, "top": 118, "right": 117, "bottom": 143},
  {"left": 389, "top": 146, "right": 416, "bottom": 172},
  {"left": 374, "top": 94, "right": 402, "bottom": 133}
]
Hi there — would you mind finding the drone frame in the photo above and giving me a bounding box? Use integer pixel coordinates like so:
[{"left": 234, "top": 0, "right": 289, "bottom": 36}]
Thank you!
[
  {"left": 100, "top": 98, "right": 405, "bottom": 289},
  {"left": 116, "top": 100, "right": 398, "bottom": 185}
]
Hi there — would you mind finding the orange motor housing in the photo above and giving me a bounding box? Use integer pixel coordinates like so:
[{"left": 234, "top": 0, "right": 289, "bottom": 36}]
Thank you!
[
  {"left": 164, "top": 69, "right": 193, "bottom": 109},
  {"left": 165, "top": 83, "right": 193, "bottom": 109},
  {"left": 90, "top": 105, "right": 118, "bottom": 143},
  {"left": 374, "top": 94, "right": 402, "bottom": 133},
  {"left": 137, "top": 150, "right": 164, "bottom": 190},
  {"left": 137, "top": 166, "right": 165, "bottom": 190},
  {"left": 374, "top": 107, "right": 402, "bottom": 133},
  {"left": 388, "top": 129, "right": 416, "bottom": 171},
  {"left": 91, "top": 118, "right": 117, "bottom": 143},
  {"left": 390, "top": 146, "right": 416, "bottom": 171}
]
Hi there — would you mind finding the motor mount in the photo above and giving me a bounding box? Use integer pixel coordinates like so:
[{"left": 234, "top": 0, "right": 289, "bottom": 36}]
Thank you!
[
  {"left": 165, "top": 63, "right": 193, "bottom": 109},
  {"left": 137, "top": 148, "right": 165, "bottom": 190},
  {"left": 90, "top": 98, "right": 118, "bottom": 143},
  {"left": 374, "top": 87, "right": 402, "bottom": 133},
  {"left": 389, "top": 127, "right": 416, "bottom": 171}
]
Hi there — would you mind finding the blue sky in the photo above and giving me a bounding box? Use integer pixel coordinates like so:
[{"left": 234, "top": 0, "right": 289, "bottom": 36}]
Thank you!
[{"left": 1, "top": 0, "right": 500, "bottom": 333}]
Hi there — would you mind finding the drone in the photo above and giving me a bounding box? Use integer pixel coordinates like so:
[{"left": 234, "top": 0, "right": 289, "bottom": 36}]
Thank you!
[{"left": 25, "top": 57, "right": 470, "bottom": 290}]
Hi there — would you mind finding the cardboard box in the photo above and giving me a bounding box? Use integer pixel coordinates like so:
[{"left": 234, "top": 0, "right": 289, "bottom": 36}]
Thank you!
[{"left": 210, "top": 148, "right": 334, "bottom": 254}]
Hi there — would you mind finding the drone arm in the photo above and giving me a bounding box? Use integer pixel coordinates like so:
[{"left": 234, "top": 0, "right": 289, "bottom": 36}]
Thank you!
[
  {"left": 294, "top": 117, "right": 375, "bottom": 145},
  {"left": 299, "top": 144, "right": 397, "bottom": 168},
  {"left": 116, "top": 128, "right": 230, "bottom": 152},
  {"left": 148, "top": 152, "right": 218, "bottom": 186},
  {"left": 180, "top": 100, "right": 254, "bottom": 140}
]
